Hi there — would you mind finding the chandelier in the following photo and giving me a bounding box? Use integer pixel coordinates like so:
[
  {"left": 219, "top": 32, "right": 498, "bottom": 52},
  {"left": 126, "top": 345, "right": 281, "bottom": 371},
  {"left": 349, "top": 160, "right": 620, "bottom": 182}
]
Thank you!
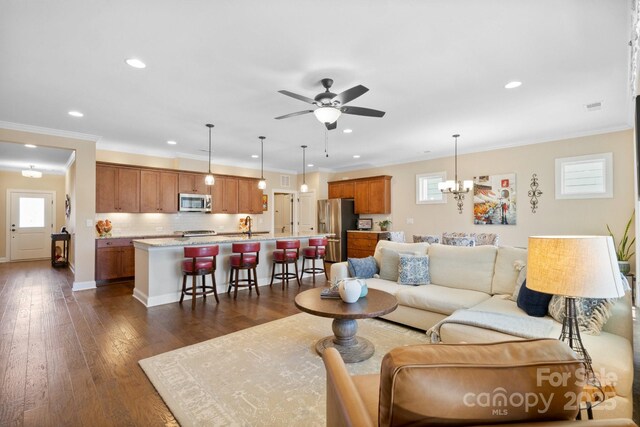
[{"left": 438, "top": 134, "right": 473, "bottom": 214}]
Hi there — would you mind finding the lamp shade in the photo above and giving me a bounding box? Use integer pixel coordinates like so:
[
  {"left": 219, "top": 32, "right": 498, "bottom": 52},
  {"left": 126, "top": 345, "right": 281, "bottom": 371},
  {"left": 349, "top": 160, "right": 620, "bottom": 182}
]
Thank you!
[
  {"left": 526, "top": 235, "right": 625, "bottom": 299},
  {"left": 313, "top": 106, "right": 341, "bottom": 124}
]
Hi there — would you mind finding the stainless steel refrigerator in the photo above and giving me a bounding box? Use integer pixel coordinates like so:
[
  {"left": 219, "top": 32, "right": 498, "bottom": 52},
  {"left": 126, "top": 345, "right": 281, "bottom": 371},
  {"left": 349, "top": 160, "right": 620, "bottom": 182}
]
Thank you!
[{"left": 317, "top": 199, "right": 357, "bottom": 262}]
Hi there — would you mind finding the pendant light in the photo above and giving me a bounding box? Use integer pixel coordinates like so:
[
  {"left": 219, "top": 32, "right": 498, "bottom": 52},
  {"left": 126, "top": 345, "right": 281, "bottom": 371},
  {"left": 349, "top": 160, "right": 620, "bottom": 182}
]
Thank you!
[
  {"left": 300, "top": 145, "right": 308, "bottom": 193},
  {"left": 438, "top": 134, "right": 473, "bottom": 213},
  {"left": 257, "top": 136, "right": 266, "bottom": 190},
  {"left": 204, "top": 123, "right": 215, "bottom": 186},
  {"left": 21, "top": 165, "right": 42, "bottom": 178}
]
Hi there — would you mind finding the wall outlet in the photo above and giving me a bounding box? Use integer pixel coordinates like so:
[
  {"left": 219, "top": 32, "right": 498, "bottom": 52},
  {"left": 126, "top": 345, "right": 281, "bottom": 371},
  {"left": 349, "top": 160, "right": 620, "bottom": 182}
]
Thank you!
[
  {"left": 406, "top": 218, "right": 414, "bottom": 224},
  {"left": 258, "top": 218, "right": 263, "bottom": 224},
  {"left": 218, "top": 225, "right": 225, "bottom": 230},
  {"left": 86, "top": 219, "right": 93, "bottom": 227},
  {"left": 155, "top": 227, "right": 164, "bottom": 231}
]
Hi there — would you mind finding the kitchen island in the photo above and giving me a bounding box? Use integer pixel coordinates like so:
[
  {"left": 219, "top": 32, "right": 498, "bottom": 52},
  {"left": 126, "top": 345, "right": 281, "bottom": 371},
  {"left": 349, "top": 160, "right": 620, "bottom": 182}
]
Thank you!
[{"left": 133, "top": 233, "right": 330, "bottom": 307}]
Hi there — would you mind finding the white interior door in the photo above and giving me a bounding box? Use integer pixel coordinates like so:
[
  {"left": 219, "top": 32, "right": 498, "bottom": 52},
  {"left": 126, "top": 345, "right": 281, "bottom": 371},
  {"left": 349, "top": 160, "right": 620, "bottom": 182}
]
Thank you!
[
  {"left": 274, "top": 193, "right": 293, "bottom": 234},
  {"left": 298, "top": 191, "right": 316, "bottom": 233},
  {"left": 9, "top": 191, "right": 54, "bottom": 260}
]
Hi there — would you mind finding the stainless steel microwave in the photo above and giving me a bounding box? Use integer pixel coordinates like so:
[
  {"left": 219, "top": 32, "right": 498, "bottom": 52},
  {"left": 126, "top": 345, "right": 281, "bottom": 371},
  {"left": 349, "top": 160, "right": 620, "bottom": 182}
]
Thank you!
[{"left": 178, "top": 193, "right": 212, "bottom": 212}]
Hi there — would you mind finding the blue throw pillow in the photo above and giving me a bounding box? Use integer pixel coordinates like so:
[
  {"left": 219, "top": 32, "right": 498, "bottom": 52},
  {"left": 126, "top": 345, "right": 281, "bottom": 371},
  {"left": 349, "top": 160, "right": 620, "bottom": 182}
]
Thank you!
[
  {"left": 517, "top": 279, "right": 553, "bottom": 317},
  {"left": 347, "top": 256, "right": 378, "bottom": 279}
]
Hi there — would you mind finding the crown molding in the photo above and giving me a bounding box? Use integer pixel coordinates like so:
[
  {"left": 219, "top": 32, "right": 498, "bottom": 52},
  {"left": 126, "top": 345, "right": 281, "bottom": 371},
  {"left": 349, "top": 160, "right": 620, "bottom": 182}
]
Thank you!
[{"left": 0, "top": 121, "right": 101, "bottom": 142}]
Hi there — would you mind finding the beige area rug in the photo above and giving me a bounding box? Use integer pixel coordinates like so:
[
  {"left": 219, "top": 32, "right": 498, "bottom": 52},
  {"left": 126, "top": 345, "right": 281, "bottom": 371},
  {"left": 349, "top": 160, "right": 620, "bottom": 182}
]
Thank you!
[{"left": 139, "top": 312, "right": 431, "bottom": 426}]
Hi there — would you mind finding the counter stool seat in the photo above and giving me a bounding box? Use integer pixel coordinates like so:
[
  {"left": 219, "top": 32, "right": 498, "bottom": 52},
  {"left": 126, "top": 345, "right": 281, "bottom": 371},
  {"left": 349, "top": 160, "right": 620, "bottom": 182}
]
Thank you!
[
  {"left": 180, "top": 245, "right": 219, "bottom": 309},
  {"left": 300, "top": 237, "right": 328, "bottom": 285},
  {"left": 270, "top": 240, "right": 301, "bottom": 289},
  {"left": 228, "top": 242, "right": 260, "bottom": 299}
]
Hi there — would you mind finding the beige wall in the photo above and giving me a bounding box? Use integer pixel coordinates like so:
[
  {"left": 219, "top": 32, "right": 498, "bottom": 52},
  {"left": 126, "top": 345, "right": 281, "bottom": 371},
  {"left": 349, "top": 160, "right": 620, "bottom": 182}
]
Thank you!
[
  {"left": 328, "top": 130, "right": 635, "bottom": 251},
  {"left": 0, "top": 170, "right": 66, "bottom": 260},
  {"left": 0, "top": 128, "right": 96, "bottom": 287}
]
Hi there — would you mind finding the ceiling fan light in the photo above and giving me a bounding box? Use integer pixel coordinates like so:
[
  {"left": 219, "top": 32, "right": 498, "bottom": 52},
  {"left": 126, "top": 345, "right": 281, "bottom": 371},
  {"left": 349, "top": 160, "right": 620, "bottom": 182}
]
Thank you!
[
  {"left": 204, "top": 174, "right": 215, "bottom": 186},
  {"left": 258, "top": 179, "right": 267, "bottom": 190},
  {"left": 314, "top": 106, "right": 341, "bottom": 124}
]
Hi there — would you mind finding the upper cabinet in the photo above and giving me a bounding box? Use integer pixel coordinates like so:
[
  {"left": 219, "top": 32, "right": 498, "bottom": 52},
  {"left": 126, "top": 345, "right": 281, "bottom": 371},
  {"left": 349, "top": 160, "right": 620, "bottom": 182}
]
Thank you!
[
  {"left": 140, "top": 170, "right": 178, "bottom": 213},
  {"left": 212, "top": 176, "right": 238, "bottom": 214},
  {"left": 237, "top": 178, "right": 264, "bottom": 214},
  {"left": 328, "top": 181, "right": 355, "bottom": 199},
  {"left": 328, "top": 175, "right": 391, "bottom": 214},
  {"left": 96, "top": 164, "right": 140, "bottom": 213},
  {"left": 178, "top": 172, "right": 209, "bottom": 195}
]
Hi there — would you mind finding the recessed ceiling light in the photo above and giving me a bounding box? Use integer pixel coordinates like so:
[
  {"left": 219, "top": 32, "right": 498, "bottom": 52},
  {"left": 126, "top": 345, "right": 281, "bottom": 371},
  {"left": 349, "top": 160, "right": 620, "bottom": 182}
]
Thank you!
[
  {"left": 125, "top": 58, "right": 146, "bottom": 69},
  {"left": 25, "top": 144, "right": 37, "bottom": 148},
  {"left": 251, "top": 154, "right": 259, "bottom": 158},
  {"left": 353, "top": 155, "right": 361, "bottom": 159},
  {"left": 167, "top": 140, "right": 177, "bottom": 145},
  {"left": 505, "top": 81, "right": 522, "bottom": 89},
  {"left": 68, "top": 110, "right": 84, "bottom": 117},
  {"left": 307, "top": 164, "right": 314, "bottom": 167},
  {"left": 343, "top": 129, "right": 353, "bottom": 134}
]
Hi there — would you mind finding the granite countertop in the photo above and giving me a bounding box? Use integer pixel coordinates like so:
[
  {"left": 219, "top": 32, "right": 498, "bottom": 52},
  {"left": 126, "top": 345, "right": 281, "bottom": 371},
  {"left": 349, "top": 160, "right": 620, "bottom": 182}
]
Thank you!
[
  {"left": 95, "top": 231, "right": 272, "bottom": 240},
  {"left": 347, "top": 230, "right": 389, "bottom": 233},
  {"left": 133, "top": 232, "right": 331, "bottom": 248}
]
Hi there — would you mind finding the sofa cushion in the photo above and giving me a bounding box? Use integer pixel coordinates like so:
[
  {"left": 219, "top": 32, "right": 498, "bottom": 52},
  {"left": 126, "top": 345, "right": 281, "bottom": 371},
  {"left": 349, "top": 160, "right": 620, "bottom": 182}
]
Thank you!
[
  {"left": 378, "top": 339, "right": 582, "bottom": 426},
  {"left": 491, "top": 246, "right": 527, "bottom": 295},
  {"left": 428, "top": 244, "right": 497, "bottom": 293},
  {"left": 394, "top": 284, "right": 490, "bottom": 315},
  {"left": 517, "top": 280, "right": 553, "bottom": 317},
  {"left": 397, "top": 255, "right": 430, "bottom": 285},
  {"left": 347, "top": 256, "right": 378, "bottom": 279},
  {"left": 363, "top": 277, "right": 404, "bottom": 296},
  {"left": 373, "top": 240, "right": 429, "bottom": 269}
]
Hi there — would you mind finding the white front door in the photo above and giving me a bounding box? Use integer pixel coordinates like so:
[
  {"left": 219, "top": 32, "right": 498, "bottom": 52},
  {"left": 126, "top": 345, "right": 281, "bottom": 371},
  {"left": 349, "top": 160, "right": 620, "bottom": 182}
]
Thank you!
[
  {"left": 298, "top": 191, "right": 316, "bottom": 233},
  {"left": 9, "top": 191, "right": 54, "bottom": 260}
]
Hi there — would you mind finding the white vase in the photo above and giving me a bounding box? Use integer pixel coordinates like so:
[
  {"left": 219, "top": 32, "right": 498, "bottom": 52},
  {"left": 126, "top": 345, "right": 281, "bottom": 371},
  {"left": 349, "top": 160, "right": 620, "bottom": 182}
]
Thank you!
[{"left": 338, "top": 278, "right": 362, "bottom": 303}]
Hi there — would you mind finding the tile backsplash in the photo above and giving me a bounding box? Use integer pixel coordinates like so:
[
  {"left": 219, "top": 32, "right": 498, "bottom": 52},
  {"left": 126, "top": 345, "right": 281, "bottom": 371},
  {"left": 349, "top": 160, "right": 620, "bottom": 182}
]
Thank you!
[{"left": 94, "top": 212, "right": 266, "bottom": 236}]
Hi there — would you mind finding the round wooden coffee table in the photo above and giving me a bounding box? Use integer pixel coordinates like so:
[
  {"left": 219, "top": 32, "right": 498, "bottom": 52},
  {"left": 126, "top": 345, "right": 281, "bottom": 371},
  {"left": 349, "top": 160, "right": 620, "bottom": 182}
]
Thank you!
[{"left": 294, "top": 287, "right": 398, "bottom": 363}]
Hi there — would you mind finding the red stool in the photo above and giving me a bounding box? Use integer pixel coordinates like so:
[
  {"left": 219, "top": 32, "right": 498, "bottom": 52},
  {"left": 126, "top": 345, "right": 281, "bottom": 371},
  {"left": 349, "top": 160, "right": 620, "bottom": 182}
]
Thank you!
[
  {"left": 270, "top": 240, "right": 301, "bottom": 289},
  {"left": 180, "top": 245, "right": 219, "bottom": 309},
  {"left": 228, "top": 242, "right": 261, "bottom": 299},
  {"left": 299, "top": 237, "right": 328, "bottom": 284}
]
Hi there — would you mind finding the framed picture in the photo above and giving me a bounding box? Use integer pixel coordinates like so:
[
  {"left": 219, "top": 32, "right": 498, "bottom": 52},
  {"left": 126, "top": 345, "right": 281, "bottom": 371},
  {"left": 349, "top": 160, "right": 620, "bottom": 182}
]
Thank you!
[
  {"left": 262, "top": 194, "right": 268, "bottom": 211},
  {"left": 357, "top": 218, "right": 373, "bottom": 230},
  {"left": 473, "top": 173, "right": 517, "bottom": 225}
]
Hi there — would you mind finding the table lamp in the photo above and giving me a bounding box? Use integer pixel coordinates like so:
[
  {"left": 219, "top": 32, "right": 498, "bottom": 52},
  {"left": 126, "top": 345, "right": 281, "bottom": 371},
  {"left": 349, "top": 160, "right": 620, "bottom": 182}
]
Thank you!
[{"left": 526, "top": 236, "right": 625, "bottom": 387}]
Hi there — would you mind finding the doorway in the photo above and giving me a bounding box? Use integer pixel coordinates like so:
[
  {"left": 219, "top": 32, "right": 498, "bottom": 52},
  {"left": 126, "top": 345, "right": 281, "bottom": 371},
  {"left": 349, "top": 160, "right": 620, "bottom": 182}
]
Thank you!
[
  {"left": 274, "top": 192, "right": 294, "bottom": 235},
  {"left": 8, "top": 190, "right": 55, "bottom": 261}
]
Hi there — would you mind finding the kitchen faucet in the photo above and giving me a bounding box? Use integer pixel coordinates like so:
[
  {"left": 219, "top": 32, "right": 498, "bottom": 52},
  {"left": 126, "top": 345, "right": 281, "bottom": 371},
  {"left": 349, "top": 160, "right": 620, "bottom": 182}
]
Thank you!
[{"left": 244, "top": 216, "right": 252, "bottom": 238}]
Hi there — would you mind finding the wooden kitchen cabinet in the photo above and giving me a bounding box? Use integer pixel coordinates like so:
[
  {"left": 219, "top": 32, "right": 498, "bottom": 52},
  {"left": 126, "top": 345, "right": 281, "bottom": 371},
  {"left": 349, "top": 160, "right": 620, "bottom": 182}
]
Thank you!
[
  {"left": 140, "top": 170, "right": 178, "bottom": 213},
  {"left": 95, "top": 238, "right": 135, "bottom": 283},
  {"left": 96, "top": 164, "right": 140, "bottom": 213},
  {"left": 347, "top": 231, "right": 390, "bottom": 258},
  {"left": 354, "top": 176, "right": 391, "bottom": 214},
  {"left": 237, "top": 178, "right": 263, "bottom": 214},
  {"left": 328, "top": 181, "right": 355, "bottom": 199},
  {"left": 212, "top": 176, "right": 238, "bottom": 214},
  {"left": 178, "top": 172, "right": 209, "bottom": 195}
]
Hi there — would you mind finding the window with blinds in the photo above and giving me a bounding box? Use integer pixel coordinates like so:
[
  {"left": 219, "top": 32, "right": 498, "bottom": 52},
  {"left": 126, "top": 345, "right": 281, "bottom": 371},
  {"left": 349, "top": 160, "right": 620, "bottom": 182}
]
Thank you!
[{"left": 555, "top": 152, "right": 613, "bottom": 199}]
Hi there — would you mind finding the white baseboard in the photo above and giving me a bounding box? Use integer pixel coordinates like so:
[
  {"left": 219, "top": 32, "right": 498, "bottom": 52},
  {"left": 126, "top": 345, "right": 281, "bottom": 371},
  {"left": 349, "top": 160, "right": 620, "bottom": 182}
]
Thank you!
[
  {"left": 72, "top": 280, "right": 96, "bottom": 291},
  {"left": 0, "top": 257, "right": 7, "bottom": 263}
]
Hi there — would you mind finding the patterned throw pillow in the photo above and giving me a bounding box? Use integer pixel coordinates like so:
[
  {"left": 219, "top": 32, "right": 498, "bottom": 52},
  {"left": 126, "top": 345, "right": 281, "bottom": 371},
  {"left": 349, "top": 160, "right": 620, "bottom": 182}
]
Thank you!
[
  {"left": 347, "top": 256, "right": 378, "bottom": 279},
  {"left": 413, "top": 234, "right": 440, "bottom": 244},
  {"left": 442, "top": 236, "right": 476, "bottom": 247},
  {"left": 397, "top": 255, "right": 430, "bottom": 286},
  {"left": 547, "top": 296, "right": 613, "bottom": 335},
  {"left": 473, "top": 233, "right": 499, "bottom": 246}
]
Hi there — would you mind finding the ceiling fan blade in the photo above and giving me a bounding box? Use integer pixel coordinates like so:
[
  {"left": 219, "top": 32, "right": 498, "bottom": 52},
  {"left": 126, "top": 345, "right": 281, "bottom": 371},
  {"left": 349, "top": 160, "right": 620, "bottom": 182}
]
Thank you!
[
  {"left": 274, "top": 110, "right": 314, "bottom": 120},
  {"left": 278, "top": 90, "right": 317, "bottom": 104},
  {"left": 341, "top": 106, "right": 386, "bottom": 118},
  {"left": 325, "top": 121, "right": 337, "bottom": 131},
  {"left": 334, "top": 85, "right": 368, "bottom": 105}
]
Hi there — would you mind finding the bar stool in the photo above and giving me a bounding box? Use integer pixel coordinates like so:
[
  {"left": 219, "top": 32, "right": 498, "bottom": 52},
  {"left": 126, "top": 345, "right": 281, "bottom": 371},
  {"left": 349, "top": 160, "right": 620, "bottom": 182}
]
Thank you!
[
  {"left": 180, "top": 245, "right": 219, "bottom": 309},
  {"left": 270, "top": 240, "right": 301, "bottom": 289},
  {"left": 228, "top": 242, "right": 261, "bottom": 299},
  {"left": 299, "top": 237, "right": 328, "bottom": 284}
]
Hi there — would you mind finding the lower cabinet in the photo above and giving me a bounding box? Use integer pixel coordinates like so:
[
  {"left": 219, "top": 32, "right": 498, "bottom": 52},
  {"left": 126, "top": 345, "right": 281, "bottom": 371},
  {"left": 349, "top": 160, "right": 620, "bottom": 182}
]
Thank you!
[
  {"left": 95, "top": 238, "right": 135, "bottom": 283},
  {"left": 346, "top": 231, "right": 390, "bottom": 258}
]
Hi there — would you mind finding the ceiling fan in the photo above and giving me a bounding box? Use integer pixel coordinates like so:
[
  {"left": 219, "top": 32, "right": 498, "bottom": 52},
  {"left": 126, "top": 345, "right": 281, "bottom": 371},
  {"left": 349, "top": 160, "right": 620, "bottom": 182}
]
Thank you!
[{"left": 275, "top": 78, "right": 385, "bottom": 130}]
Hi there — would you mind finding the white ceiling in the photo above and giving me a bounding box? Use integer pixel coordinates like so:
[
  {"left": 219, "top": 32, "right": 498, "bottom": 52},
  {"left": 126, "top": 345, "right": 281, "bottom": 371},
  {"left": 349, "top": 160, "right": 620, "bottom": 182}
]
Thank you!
[{"left": 0, "top": 0, "right": 635, "bottom": 175}]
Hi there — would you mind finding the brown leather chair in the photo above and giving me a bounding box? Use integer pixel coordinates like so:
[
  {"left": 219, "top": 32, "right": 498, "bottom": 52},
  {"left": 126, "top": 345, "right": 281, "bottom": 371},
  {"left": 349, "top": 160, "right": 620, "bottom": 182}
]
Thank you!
[{"left": 322, "top": 338, "right": 637, "bottom": 427}]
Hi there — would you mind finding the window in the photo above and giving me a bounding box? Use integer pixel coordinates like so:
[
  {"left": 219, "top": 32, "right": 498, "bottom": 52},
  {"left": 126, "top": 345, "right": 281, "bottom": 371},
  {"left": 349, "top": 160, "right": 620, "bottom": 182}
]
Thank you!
[
  {"left": 416, "top": 172, "right": 446, "bottom": 204},
  {"left": 19, "top": 197, "right": 45, "bottom": 227},
  {"left": 555, "top": 153, "right": 613, "bottom": 199}
]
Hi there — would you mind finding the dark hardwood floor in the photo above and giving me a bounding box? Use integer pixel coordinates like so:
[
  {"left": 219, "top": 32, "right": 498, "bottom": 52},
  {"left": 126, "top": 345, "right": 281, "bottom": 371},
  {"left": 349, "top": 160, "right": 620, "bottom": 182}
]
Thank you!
[
  {"left": 2, "top": 260, "right": 639, "bottom": 426},
  {"left": 0, "top": 260, "right": 328, "bottom": 426}
]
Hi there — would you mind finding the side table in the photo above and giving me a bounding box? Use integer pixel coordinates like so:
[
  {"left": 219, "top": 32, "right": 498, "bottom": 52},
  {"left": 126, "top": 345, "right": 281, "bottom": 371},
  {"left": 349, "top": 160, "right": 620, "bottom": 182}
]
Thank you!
[
  {"left": 51, "top": 233, "right": 70, "bottom": 268},
  {"left": 625, "top": 273, "right": 636, "bottom": 305}
]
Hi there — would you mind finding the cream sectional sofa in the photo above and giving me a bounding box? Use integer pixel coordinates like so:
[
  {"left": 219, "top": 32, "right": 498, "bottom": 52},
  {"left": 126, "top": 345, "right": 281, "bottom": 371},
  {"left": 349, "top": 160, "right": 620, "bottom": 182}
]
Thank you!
[{"left": 330, "top": 240, "right": 634, "bottom": 420}]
